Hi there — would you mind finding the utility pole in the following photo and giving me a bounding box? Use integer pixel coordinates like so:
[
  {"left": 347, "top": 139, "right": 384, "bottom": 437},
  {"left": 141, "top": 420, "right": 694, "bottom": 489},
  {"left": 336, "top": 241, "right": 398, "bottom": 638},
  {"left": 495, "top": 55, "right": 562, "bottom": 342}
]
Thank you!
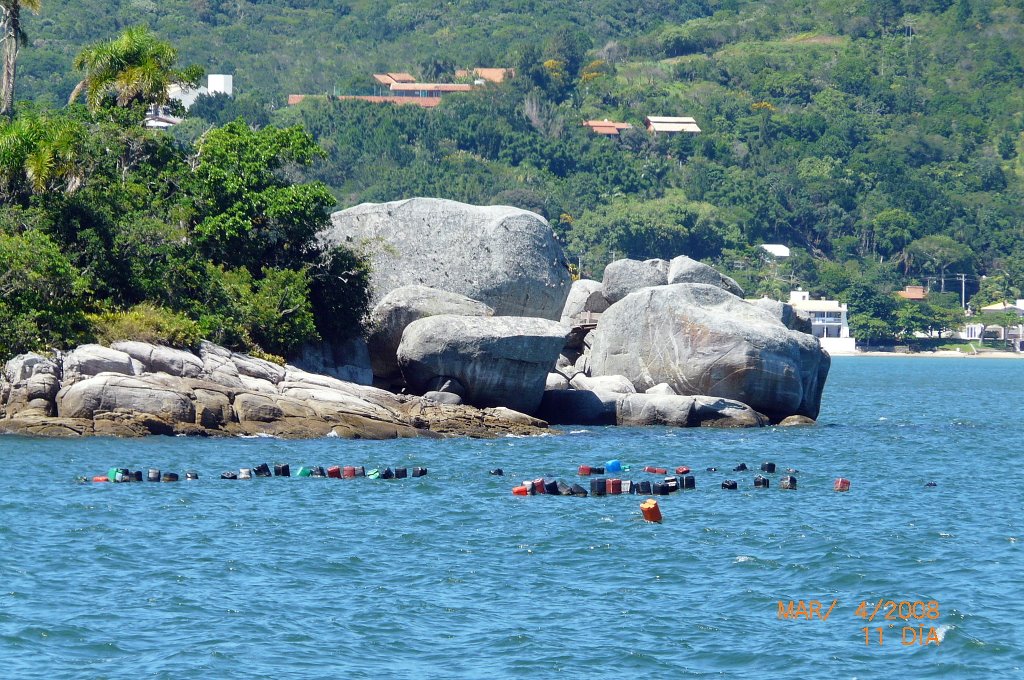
[{"left": 956, "top": 273, "right": 966, "bottom": 309}]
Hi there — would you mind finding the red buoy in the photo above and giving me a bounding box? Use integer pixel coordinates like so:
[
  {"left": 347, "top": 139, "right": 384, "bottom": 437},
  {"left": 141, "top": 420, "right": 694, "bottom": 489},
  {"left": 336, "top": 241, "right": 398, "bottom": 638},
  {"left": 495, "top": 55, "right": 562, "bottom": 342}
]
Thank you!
[
  {"left": 606, "top": 478, "right": 622, "bottom": 495},
  {"left": 834, "top": 478, "right": 851, "bottom": 492},
  {"left": 578, "top": 465, "right": 592, "bottom": 475},
  {"left": 327, "top": 466, "right": 342, "bottom": 479},
  {"left": 343, "top": 466, "right": 356, "bottom": 478},
  {"left": 640, "top": 499, "right": 662, "bottom": 523},
  {"left": 675, "top": 466, "right": 690, "bottom": 475}
]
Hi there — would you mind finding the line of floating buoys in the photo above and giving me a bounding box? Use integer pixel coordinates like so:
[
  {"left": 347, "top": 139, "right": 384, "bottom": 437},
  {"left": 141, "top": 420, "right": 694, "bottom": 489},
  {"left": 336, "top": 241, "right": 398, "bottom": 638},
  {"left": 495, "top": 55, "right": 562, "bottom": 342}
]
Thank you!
[
  {"left": 88, "top": 467, "right": 189, "bottom": 482},
  {"left": 89, "top": 463, "right": 426, "bottom": 483},
  {"left": 511, "top": 461, "right": 864, "bottom": 496}
]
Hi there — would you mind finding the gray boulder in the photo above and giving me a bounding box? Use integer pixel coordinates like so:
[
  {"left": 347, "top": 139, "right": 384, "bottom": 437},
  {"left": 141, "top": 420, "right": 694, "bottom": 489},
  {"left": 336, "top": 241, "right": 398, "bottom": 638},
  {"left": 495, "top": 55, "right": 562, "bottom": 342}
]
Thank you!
[
  {"left": 545, "top": 373, "right": 569, "bottom": 391},
  {"left": 617, "top": 394, "right": 766, "bottom": 428},
  {"left": 367, "top": 285, "right": 493, "bottom": 381},
  {"left": 111, "top": 341, "right": 205, "bottom": 378},
  {"left": 749, "top": 297, "right": 813, "bottom": 334},
  {"left": 601, "top": 258, "right": 668, "bottom": 304},
  {"left": 667, "top": 255, "right": 744, "bottom": 298},
  {"left": 62, "top": 345, "right": 135, "bottom": 384},
  {"left": 57, "top": 374, "right": 196, "bottom": 423},
  {"left": 5, "top": 353, "right": 59, "bottom": 383},
  {"left": 291, "top": 337, "right": 373, "bottom": 385},
  {"left": 397, "top": 315, "right": 568, "bottom": 414},
  {"left": 589, "top": 284, "right": 830, "bottom": 421},
  {"left": 644, "top": 258, "right": 671, "bottom": 277},
  {"left": 645, "top": 383, "right": 677, "bottom": 396},
  {"left": 569, "top": 374, "right": 636, "bottom": 394},
  {"left": 423, "top": 391, "right": 463, "bottom": 405},
  {"left": 560, "top": 279, "right": 609, "bottom": 324},
  {"left": 5, "top": 373, "right": 60, "bottom": 417},
  {"left": 537, "top": 389, "right": 618, "bottom": 426},
  {"left": 322, "top": 197, "right": 571, "bottom": 319}
]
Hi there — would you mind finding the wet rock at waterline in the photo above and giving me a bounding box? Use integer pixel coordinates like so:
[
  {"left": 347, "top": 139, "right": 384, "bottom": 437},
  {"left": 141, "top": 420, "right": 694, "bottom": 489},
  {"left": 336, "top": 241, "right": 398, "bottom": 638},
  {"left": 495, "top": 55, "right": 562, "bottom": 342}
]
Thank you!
[
  {"left": 0, "top": 341, "right": 550, "bottom": 439},
  {"left": 588, "top": 283, "right": 830, "bottom": 421}
]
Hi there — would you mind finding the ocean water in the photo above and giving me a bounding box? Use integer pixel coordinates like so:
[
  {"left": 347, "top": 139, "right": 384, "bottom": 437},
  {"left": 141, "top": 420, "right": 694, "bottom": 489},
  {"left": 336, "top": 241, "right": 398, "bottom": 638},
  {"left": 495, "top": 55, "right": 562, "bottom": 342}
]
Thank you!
[{"left": 0, "top": 357, "right": 1021, "bottom": 679}]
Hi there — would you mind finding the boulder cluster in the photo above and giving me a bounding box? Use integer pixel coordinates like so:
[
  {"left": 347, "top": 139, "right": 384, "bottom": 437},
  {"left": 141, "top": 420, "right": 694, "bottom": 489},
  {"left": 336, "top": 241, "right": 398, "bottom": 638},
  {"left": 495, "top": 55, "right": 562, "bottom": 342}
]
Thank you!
[{"left": 1, "top": 197, "right": 830, "bottom": 438}]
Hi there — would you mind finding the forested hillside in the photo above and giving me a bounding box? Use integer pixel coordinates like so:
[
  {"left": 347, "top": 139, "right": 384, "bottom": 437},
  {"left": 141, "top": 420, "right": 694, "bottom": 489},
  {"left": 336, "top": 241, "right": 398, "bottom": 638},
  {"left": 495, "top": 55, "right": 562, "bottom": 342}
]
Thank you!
[{"left": 6, "top": 0, "right": 1024, "bottom": 349}]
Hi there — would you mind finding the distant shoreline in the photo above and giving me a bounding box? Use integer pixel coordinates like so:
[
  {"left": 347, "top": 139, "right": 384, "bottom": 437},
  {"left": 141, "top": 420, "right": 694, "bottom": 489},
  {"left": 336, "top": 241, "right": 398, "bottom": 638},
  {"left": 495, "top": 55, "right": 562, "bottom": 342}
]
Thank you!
[{"left": 835, "top": 350, "right": 1024, "bottom": 359}]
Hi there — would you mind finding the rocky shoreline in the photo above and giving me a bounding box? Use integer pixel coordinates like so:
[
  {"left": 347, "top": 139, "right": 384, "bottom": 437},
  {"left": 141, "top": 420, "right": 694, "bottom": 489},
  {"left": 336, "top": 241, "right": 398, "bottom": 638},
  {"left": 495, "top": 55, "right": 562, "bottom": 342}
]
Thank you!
[{"left": 1, "top": 197, "right": 831, "bottom": 439}]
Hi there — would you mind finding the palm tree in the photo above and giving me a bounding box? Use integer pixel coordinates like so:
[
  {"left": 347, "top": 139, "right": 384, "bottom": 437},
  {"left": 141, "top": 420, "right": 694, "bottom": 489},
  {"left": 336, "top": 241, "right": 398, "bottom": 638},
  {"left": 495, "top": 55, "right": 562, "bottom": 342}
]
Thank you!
[
  {"left": 0, "top": 0, "right": 42, "bottom": 117},
  {"left": 0, "top": 112, "right": 84, "bottom": 202},
  {"left": 67, "top": 25, "right": 202, "bottom": 111}
]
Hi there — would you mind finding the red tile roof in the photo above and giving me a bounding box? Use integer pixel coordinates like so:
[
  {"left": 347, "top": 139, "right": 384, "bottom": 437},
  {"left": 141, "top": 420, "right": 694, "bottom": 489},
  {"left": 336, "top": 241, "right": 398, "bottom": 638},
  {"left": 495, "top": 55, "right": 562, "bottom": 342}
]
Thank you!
[
  {"left": 389, "top": 82, "right": 473, "bottom": 92},
  {"left": 288, "top": 95, "right": 443, "bottom": 108}
]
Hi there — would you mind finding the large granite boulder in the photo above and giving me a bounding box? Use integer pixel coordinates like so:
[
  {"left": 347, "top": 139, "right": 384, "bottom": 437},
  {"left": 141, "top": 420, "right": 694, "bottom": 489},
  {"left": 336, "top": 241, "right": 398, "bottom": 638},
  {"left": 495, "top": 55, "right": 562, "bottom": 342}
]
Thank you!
[
  {"left": 667, "top": 255, "right": 745, "bottom": 297},
  {"left": 62, "top": 345, "right": 135, "bottom": 384},
  {"left": 601, "top": 259, "right": 668, "bottom": 304},
  {"left": 3, "top": 353, "right": 62, "bottom": 417},
  {"left": 397, "top": 315, "right": 568, "bottom": 414},
  {"left": 321, "top": 197, "right": 571, "bottom": 319},
  {"left": 589, "top": 283, "right": 830, "bottom": 421},
  {"left": 560, "top": 279, "right": 609, "bottom": 324},
  {"left": 367, "top": 285, "right": 494, "bottom": 382}
]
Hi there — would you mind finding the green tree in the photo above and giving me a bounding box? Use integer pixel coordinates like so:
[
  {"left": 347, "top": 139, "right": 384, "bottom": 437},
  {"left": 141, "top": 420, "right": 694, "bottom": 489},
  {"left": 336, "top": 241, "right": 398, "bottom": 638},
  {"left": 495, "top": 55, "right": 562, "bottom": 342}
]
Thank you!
[
  {"left": 67, "top": 25, "right": 202, "bottom": 110},
  {"left": 189, "top": 119, "right": 334, "bottom": 273},
  {"left": 906, "top": 235, "right": 972, "bottom": 292},
  {"left": 0, "top": 0, "right": 40, "bottom": 116},
  {"left": 0, "top": 228, "right": 88, "bottom": 356},
  {"left": 0, "top": 110, "right": 85, "bottom": 203}
]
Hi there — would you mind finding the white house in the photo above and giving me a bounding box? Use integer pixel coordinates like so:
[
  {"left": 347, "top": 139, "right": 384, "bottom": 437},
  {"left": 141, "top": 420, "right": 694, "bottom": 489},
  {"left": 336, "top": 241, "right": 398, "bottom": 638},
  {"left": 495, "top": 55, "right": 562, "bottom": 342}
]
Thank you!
[
  {"left": 788, "top": 290, "right": 857, "bottom": 355},
  {"left": 168, "top": 74, "right": 234, "bottom": 110}
]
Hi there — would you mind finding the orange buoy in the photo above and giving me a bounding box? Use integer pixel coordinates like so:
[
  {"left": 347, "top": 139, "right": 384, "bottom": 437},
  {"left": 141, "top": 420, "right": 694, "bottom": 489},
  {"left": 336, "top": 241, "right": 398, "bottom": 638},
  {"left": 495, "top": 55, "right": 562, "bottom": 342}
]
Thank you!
[
  {"left": 834, "top": 478, "right": 851, "bottom": 492},
  {"left": 644, "top": 466, "right": 667, "bottom": 474},
  {"left": 92, "top": 476, "right": 110, "bottom": 483},
  {"left": 675, "top": 466, "right": 690, "bottom": 475},
  {"left": 512, "top": 485, "right": 529, "bottom": 496},
  {"left": 640, "top": 498, "right": 662, "bottom": 523}
]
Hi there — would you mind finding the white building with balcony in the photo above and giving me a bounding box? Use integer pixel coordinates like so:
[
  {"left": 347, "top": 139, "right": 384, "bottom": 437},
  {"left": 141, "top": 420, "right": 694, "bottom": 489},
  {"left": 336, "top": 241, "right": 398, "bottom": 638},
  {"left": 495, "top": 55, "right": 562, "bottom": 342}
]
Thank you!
[{"left": 788, "top": 290, "right": 856, "bottom": 355}]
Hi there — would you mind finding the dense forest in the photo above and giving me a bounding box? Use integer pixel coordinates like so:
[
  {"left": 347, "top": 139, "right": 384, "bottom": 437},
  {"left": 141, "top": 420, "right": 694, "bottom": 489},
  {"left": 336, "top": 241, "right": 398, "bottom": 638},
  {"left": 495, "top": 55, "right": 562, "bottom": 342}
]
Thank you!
[{"left": 4, "top": 0, "right": 1024, "bottom": 356}]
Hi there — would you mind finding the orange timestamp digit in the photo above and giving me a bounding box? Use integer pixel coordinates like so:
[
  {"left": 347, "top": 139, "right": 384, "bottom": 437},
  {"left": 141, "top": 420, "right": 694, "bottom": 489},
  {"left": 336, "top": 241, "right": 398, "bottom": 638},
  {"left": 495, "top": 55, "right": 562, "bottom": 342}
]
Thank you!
[{"left": 856, "top": 600, "right": 942, "bottom": 647}]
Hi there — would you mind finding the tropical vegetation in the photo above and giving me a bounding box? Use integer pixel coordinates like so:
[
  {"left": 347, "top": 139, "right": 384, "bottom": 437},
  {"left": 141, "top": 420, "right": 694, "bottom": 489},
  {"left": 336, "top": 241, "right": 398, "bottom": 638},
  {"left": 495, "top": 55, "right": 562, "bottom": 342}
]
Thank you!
[{"left": 3, "top": 1, "right": 1024, "bottom": 355}]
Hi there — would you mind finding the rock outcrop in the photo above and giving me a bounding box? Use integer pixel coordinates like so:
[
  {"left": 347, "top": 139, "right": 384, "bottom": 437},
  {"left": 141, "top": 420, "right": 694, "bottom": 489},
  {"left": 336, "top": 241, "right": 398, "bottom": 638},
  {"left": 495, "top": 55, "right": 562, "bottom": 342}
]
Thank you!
[
  {"left": 397, "top": 315, "right": 568, "bottom": 414},
  {"left": 588, "top": 283, "right": 829, "bottom": 421},
  {"left": 0, "top": 342, "right": 551, "bottom": 439},
  {"left": 290, "top": 337, "right": 374, "bottom": 385},
  {"left": 367, "top": 285, "right": 494, "bottom": 383},
  {"left": 321, "top": 197, "right": 571, "bottom": 319}
]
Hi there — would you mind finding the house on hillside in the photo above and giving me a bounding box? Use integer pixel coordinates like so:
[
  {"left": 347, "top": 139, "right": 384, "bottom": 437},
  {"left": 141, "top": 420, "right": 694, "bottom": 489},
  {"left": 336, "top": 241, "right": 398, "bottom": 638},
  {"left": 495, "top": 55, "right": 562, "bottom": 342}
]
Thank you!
[
  {"left": 788, "top": 290, "right": 856, "bottom": 355},
  {"left": 145, "top": 74, "right": 234, "bottom": 128},
  {"left": 896, "top": 285, "right": 928, "bottom": 301},
  {"left": 583, "top": 119, "right": 633, "bottom": 136},
  {"left": 645, "top": 116, "right": 701, "bottom": 135},
  {"left": 287, "top": 94, "right": 442, "bottom": 108},
  {"left": 455, "top": 67, "right": 514, "bottom": 83}
]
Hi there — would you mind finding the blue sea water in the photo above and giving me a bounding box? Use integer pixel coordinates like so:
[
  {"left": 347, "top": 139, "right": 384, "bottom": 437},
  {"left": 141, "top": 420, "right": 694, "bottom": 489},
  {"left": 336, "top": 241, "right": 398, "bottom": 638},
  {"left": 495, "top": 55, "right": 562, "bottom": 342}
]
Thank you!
[{"left": 0, "top": 357, "right": 1021, "bottom": 679}]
